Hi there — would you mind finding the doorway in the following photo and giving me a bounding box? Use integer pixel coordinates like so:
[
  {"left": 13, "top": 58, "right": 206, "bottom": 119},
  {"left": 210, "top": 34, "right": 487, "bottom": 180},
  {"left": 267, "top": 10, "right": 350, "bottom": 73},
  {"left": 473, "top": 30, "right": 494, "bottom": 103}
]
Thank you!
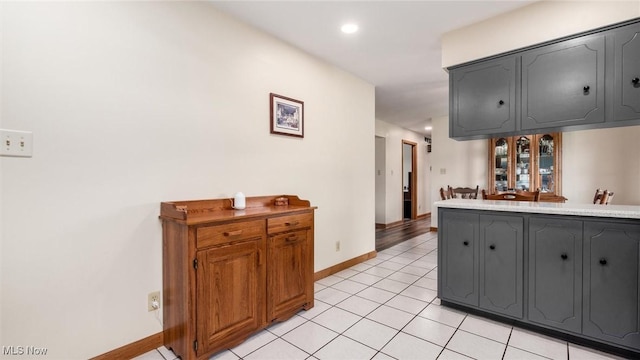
[{"left": 402, "top": 140, "right": 417, "bottom": 220}]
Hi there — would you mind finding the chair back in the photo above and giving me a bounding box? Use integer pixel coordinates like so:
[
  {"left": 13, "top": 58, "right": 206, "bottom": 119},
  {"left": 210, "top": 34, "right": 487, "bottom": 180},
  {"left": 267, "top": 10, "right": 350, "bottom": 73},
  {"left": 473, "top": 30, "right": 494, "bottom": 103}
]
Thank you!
[
  {"left": 450, "top": 185, "right": 479, "bottom": 199},
  {"left": 593, "top": 189, "right": 614, "bottom": 204},
  {"left": 482, "top": 189, "right": 540, "bottom": 202},
  {"left": 439, "top": 187, "right": 453, "bottom": 200}
]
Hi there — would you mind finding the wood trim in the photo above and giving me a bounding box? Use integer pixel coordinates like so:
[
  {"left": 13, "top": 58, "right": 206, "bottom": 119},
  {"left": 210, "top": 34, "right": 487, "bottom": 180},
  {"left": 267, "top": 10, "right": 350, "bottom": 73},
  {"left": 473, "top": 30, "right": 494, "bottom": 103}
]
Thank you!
[
  {"left": 314, "top": 251, "right": 377, "bottom": 281},
  {"left": 416, "top": 213, "right": 430, "bottom": 220},
  {"left": 376, "top": 220, "right": 404, "bottom": 230},
  {"left": 430, "top": 227, "right": 438, "bottom": 232},
  {"left": 90, "top": 332, "right": 163, "bottom": 360},
  {"left": 402, "top": 140, "right": 418, "bottom": 220}
]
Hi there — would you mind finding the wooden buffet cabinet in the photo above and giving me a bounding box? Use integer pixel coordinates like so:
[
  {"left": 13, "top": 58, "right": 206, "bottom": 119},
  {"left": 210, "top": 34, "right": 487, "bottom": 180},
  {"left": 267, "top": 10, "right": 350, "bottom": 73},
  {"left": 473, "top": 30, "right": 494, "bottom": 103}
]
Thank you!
[{"left": 160, "top": 195, "right": 316, "bottom": 360}]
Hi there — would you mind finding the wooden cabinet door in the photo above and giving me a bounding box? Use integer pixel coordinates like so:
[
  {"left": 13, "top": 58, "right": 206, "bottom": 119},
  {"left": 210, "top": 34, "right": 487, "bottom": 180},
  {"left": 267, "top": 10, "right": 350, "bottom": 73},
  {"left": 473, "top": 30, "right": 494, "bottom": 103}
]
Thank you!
[
  {"left": 583, "top": 221, "right": 640, "bottom": 350},
  {"left": 528, "top": 217, "right": 582, "bottom": 333},
  {"left": 450, "top": 56, "right": 518, "bottom": 139},
  {"left": 479, "top": 214, "right": 523, "bottom": 318},
  {"left": 612, "top": 23, "right": 640, "bottom": 122},
  {"left": 196, "top": 239, "right": 265, "bottom": 356},
  {"left": 267, "top": 229, "right": 310, "bottom": 322},
  {"left": 521, "top": 34, "right": 605, "bottom": 130},
  {"left": 439, "top": 209, "right": 479, "bottom": 307}
]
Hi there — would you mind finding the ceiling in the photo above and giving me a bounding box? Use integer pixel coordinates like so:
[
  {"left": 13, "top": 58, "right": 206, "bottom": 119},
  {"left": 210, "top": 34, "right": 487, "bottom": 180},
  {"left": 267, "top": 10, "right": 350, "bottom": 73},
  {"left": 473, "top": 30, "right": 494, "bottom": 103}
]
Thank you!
[{"left": 211, "top": 1, "right": 537, "bottom": 136}]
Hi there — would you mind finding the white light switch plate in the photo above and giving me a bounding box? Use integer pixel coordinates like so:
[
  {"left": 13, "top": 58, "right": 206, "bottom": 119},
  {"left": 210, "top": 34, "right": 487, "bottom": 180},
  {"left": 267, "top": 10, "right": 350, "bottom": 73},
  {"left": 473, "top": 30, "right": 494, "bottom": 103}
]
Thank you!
[{"left": 0, "top": 129, "right": 33, "bottom": 157}]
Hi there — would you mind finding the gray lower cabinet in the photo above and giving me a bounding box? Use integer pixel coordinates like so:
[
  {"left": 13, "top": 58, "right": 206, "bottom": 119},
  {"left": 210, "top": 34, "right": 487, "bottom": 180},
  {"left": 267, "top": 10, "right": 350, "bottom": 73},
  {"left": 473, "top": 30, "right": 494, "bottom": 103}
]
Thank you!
[
  {"left": 439, "top": 208, "right": 640, "bottom": 354},
  {"left": 528, "top": 217, "right": 582, "bottom": 333},
  {"left": 612, "top": 23, "right": 640, "bottom": 122},
  {"left": 450, "top": 56, "right": 518, "bottom": 139},
  {"left": 439, "top": 210, "right": 478, "bottom": 307},
  {"left": 479, "top": 214, "right": 523, "bottom": 318},
  {"left": 521, "top": 34, "right": 605, "bottom": 131},
  {"left": 583, "top": 221, "right": 640, "bottom": 349}
]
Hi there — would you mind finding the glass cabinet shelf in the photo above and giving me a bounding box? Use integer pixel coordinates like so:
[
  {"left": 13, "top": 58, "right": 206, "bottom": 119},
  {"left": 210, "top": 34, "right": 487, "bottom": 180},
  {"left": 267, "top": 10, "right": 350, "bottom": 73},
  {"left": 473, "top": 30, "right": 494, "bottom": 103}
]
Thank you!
[{"left": 488, "top": 133, "right": 563, "bottom": 201}]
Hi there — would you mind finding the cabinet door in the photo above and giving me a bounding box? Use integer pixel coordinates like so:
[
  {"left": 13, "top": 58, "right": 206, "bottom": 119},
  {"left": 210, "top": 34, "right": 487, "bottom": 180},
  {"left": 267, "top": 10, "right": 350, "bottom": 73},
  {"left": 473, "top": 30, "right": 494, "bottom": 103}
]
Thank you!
[
  {"left": 196, "top": 240, "right": 265, "bottom": 356},
  {"left": 528, "top": 217, "right": 582, "bottom": 333},
  {"left": 522, "top": 34, "right": 605, "bottom": 130},
  {"left": 267, "top": 229, "right": 311, "bottom": 322},
  {"left": 479, "top": 214, "right": 523, "bottom": 318},
  {"left": 439, "top": 210, "right": 479, "bottom": 307},
  {"left": 612, "top": 23, "right": 640, "bottom": 122},
  {"left": 583, "top": 221, "right": 640, "bottom": 350},
  {"left": 450, "top": 56, "right": 517, "bottom": 139}
]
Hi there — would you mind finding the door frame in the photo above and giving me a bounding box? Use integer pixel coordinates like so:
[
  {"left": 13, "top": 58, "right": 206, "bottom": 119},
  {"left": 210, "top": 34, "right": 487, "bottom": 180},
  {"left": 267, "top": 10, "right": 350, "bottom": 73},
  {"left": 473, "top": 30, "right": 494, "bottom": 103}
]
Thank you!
[{"left": 402, "top": 140, "right": 418, "bottom": 220}]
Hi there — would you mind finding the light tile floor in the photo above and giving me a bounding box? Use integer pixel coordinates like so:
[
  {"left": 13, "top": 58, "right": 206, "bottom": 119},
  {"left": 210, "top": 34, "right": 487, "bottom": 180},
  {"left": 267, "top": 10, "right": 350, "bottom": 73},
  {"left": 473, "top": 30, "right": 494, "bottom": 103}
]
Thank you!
[{"left": 136, "top": 232, "right": 625, "bottom": 360}]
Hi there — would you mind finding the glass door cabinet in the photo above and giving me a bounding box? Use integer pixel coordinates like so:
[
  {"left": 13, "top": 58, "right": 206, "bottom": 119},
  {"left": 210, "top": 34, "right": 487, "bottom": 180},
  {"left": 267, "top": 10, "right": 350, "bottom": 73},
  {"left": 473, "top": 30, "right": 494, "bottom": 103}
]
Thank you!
[{"left": 488, "top": 133, "right": 563, "bottom": 201}]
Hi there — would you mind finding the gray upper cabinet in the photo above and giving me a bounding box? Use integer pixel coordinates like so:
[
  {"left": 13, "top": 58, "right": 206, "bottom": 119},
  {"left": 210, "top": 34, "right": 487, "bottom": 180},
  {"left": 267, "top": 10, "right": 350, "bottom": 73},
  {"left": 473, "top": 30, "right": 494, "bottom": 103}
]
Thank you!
[
  {"left": 450, "top": 56, "right": 518, "bottom": 139},
  {"left": 479, "top": 214, "right": 523, "bottom": 319},
  {"left": 583, "top": 221, "right": 640, "bottom": 349},
  {"left": 449, "top": 19, "right": 640, "bottom": 140},
  {"left": 521, "top": 34, "right": 605, "bottom": 131},
  {"left": 439, "top": 209, "right": 479, "bottom": 307},
  {"left": 528, "top": 217, "right": 582, "bottom": 333},
  {"left": 612, "top": 23, "right": 640, "bottom": 122}
]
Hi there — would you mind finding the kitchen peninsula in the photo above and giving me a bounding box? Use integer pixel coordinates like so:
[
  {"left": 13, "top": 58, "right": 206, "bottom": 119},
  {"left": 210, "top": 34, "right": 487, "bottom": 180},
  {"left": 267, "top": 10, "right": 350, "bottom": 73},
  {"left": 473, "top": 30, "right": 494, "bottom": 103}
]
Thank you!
[{"left": 437, "top": 199, "right": 640, "bottom": 356}]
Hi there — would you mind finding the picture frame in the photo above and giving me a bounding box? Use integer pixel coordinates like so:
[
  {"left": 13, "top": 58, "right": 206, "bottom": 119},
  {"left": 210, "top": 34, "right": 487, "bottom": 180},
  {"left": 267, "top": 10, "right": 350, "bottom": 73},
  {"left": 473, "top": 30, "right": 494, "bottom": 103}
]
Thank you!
[{"left": 270, "top": 93, "right": 304, "bottom": 138}]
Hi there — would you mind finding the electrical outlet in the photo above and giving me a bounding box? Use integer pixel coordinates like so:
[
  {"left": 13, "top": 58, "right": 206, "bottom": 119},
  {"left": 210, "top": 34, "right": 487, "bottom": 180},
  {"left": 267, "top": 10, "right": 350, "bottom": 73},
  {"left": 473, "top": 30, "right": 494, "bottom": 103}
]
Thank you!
[
  {"left": 148, "top": 291, "right": 161, "bottom": 312},
  {"left": 0, "top": 129, "right": 33, "bottom": 157},
  {"left": 335, "top": 241, "right": 340, "bottom": 252}
]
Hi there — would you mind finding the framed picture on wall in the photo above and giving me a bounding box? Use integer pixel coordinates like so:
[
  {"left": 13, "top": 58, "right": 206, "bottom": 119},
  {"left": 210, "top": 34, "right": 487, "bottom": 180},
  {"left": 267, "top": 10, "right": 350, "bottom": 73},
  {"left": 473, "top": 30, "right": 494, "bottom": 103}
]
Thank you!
[{"left": 270, "top": 93, "right": 304, "bottom": 138}]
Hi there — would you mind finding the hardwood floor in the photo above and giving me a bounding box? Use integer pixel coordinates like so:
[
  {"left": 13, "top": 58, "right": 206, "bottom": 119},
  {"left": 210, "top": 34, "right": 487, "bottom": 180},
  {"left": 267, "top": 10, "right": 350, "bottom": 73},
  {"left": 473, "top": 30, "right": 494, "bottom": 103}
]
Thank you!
[{"left": 375, "top": 216, "right": 432, "bottom": 251}]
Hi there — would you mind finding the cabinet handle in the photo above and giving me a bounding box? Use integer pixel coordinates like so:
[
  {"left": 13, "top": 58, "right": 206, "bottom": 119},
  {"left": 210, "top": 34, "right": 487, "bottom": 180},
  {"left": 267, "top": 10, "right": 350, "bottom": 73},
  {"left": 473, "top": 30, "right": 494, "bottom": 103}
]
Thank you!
[
  {"left": 599, "top": 258, "right": 607, "bottom": 266},
  {"left": 285, "top": 221, "right": 299, "bottom": 226},
  {"left": 489, "top": 244, "right": 496, "bottom": 250},
  {"left": 286, "top": 235, "right": 298, "bottom": 242},
  {"left": 463, "top": 241, "right": 469, "bottom": 246},
  {"left": 561, "top": 253, "right": 568, "bottom": 260},
  {"left": 257, "top": 249, "right": 263, "bottom": 266},
  {"left": 498, "top": 100, "right": 505, "bottom": 105},
  {"left": 223, "top": 230, "right": 243, "bottom": 237},
  {"left": 583, "top": 85, "right": 590, "bottom": 93},
  {"left": 633, "top": 77, "right": 640, "bottom": 85}
]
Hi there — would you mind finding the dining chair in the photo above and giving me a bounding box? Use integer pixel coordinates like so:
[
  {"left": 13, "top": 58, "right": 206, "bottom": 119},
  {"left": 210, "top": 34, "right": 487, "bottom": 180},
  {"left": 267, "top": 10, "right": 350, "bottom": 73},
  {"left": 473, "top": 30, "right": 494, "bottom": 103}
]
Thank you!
[
  {"left": 482, "top": 189, "right": 540, "bottom": 201},
  {"left": 593, "top": 189, "right": 615, "bottom": 204},
  {"left": 440, "top": 187, "right": 453, "bottom": 200},
  {"left": 449, "top": 185, "right": 480, "bottom": 199}
]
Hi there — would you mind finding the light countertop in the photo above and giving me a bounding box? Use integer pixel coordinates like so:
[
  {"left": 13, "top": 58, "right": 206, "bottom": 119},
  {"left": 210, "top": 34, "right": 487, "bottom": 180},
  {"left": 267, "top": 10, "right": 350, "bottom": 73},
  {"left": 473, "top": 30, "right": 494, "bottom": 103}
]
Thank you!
[{"left": 435, "top": 199, "right": 640, "bottom": 219}]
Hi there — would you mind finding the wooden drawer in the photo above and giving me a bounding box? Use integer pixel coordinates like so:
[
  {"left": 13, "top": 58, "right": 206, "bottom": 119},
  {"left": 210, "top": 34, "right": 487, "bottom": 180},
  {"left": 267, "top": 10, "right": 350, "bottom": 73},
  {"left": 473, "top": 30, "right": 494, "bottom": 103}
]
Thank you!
[
  {"left": 268, "top": 212, "right": 313, "bottom": 235},
  {"left": 197, "top": 220, "right": 265, "bottom": 249}
]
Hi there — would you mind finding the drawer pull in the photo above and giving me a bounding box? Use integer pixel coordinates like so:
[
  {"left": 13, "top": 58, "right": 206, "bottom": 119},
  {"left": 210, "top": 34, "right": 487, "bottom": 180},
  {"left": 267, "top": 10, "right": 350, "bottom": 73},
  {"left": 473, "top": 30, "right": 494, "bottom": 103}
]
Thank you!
[
  {"left": 498, "top": 100, "right": 505, "bottom": 106},
  {"left": 285, "top": 221, "right": 300, "bottom": 227},
  {"left": 489, "top": 244, "right": 496, "bottom": 250},
  {"left": 463, "top": 241, "right": 469, "bottom": 246},
  {"left": 561, "top": 253, "right": 568, "bottom": 260},
  {"left": 583, "top": 85, "right": 590, "bottom": 93},
  {"left": 223, "top": 230, "right": 243, "bottom": 237},
  {"left": 286, "top": 235, "right": 298, "bottom": 242},
  {"left": 632, "top": 77, "right": 639, "bottom": 85},
  {"left": 599, "top": 258, "right": 607, "bottom": 266}
]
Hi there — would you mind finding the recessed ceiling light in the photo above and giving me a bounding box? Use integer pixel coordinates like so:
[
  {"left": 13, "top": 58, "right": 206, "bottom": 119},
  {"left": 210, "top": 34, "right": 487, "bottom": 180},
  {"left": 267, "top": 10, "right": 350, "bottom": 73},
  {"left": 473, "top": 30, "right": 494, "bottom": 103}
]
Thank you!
[
  {"left": 425, "top": 126, "right": 432, "bottom": 131},
  {"left": 341, "top": 23, "right": 359, "bottom": 34}
]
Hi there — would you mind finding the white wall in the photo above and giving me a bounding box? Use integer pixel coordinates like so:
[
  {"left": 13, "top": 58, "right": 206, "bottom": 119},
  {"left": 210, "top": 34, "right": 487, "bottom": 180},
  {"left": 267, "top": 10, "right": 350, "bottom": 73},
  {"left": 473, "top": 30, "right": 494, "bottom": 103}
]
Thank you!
[
  {"left": 375, "top": 120, "right": 431, "bottom": 224},
  {"left": 563, "top": 126, "right": 640, "bottom": 205},
  {"left": 442, "top": 0, "right": 640, "bottom": 67},
  {"left": 430, "top": 116, "right": 488, "bottom": 227},
  {"left": 0, "top": 2, "right": 375, "bottom": 358},
  {"left": 375, "top": 136, "right": 386, "bottom": 223}
]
